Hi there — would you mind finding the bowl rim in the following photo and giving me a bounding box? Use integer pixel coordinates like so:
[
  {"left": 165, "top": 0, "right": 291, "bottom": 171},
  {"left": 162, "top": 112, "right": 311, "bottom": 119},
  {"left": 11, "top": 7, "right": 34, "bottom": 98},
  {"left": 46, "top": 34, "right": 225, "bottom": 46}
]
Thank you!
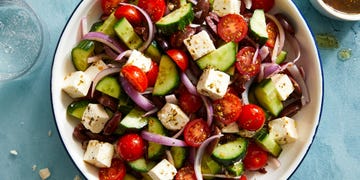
[
  {"left": 50, "top": 0, "right": 324, "bottom": 179},
  {"left": 313, "top": 0, "right": 360, "bottom": 21}
]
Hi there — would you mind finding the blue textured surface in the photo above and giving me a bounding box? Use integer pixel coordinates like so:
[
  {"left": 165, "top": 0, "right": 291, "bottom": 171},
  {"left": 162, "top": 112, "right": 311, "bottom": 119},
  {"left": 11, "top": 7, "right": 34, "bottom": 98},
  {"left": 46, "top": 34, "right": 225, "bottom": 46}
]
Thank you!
[{"left": 0, "top": 0, "right": 359, "bottom": 179}]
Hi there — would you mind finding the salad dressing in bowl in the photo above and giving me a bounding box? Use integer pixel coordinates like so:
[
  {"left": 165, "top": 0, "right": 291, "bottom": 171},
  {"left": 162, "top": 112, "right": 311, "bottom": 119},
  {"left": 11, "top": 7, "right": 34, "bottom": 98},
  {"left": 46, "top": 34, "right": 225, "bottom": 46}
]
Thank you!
[{"left": 323, "top": 0, "right": 360, "bottom": 14}]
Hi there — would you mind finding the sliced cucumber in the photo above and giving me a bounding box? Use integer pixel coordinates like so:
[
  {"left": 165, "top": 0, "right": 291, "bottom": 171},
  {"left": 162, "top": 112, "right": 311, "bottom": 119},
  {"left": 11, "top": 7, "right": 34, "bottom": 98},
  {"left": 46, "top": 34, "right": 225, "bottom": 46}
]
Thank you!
[
  {"left": 96, "top": 12, "right": 117, "bottom": 36},
  {"left": 118, "top": 93, "right": 134, "bottom": 115},
  {"left": 275, "top": 50, "right": 288, "bottom": 64},
  {"left": 147, "top": 117, "right": 166, "bottom": 160},
  {"left": 71, "top": 40, "right": 95, "bottom": 71},
  {"left": 196, "top": 42, "right": 237, "bottom": 72},
  {"left": 201, "top": 153, "right": 222, "bottom": 176},
  {"left": 128, "top": 157, "right": 155, "bottom": 172},
  {"left": 254, "top": 79, "right": 283, "bottom": 116},
  {"left": 67, "top": 100, "right": 90, "bottom": 119},
  {"left": 170, "top": 146, "right": 187, "bottom": 169},
  {"left": 226, "top": 161, "right": 244, "bottom": 176},
  {"left": 249, "top": 9, "right": 268, "bottom": 45},
  {"left": 153, "top": 55, "right": 180, "bottom": 96},
  {"left": 124, "top": 174, "right": 137, "bottom": 180},
  {"left": 254, "top": 128, "right": 282, "bottom": 157},
  {"left": 114, "top": 17, "right": 143, "bottom": 49},
  {"left": 212, "top": 137, "right": 248, "bottom": 166},
  {"left": 95, "top": 76, "right": 121, "bottom": 99},
  {"left": 156, "top": 3, "right": 194, "bottom": 35},
  {"left": 120, "top": 108, "right": 148, "bottom": 129}
]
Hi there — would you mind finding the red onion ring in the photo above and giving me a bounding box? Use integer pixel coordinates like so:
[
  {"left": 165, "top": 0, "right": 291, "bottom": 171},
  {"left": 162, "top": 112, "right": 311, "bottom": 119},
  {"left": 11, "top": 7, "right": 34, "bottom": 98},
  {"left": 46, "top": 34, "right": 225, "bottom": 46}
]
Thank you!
[
  {"left": 119, "top": 76, "right": 156, "bottom": 111},
  {"left": 141, "top": 131, "right": 188, "bottom": 147},
  {"left": 115, "top": 49, "right": 132, "bottom": 62},
  {"left": 266, "top": 14, "right": 285, "bottom": 62},
  {"left": 181, "top": 72, "right": 199, "bottom": 96},
  {"left": 200, "top": 95, "right": 214, "bottom": 126},
  {"left": 83, "top": 32, "right": 126, "bottom": 54},
  {"left": 285, "top": 33, "right": 301, "bottom": 63},
  {"left": 194, "top": 134, "right": 223, "bottom": 180},
  {"left": 103, "top": 45, "right": 118, "bottom": 60},
  {"left": 119, "top": 3, "right": 155, "bottom": 52},
  {"left": 259, "top": 45, "right": 270, "bottom": 60},
  {"left": 171, "top": 126, "right": 185, "bottom": 139},
  {"left": 286, "top": 64, "right": 310, "bottom": 105},
  {"left": 241, "top": 77, "right": 255, "bottom": 105},
  {"left": 166, "top": 150, "right": 175, "bottom": 166},
  {"left": 87, "top": 54, "right": 106, "bottom": 64},
  {"left": 81, "top": 16, "right": 88, "bottom": 37},
  {"left": 91, "top": 67, "right": 121, "bottom": 97}
]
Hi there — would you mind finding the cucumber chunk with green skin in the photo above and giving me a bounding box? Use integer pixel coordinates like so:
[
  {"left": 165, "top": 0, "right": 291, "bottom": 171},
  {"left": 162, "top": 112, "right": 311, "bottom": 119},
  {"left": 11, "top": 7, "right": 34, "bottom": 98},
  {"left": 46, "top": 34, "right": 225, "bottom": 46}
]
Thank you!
[
  {"left": 156, "top": 3, "right": 194, "bottom": 35},
  {"left": 114, "top": 17, "right": 143, "bottom": 49},
  {"left": 120, "top": 108, "right": 148, "bottom": 129},
  {"left": 201, "top": 153, "right": 222, "bottom": 176},
  {"left": 275, "top": 50, "right": 288, "bottom": 64},
  {"left": 212, "top": 137, "right": 248, "bottom": 166},
  {"left": 196, "top": 42, "right": 237, "bottom": 72},
  {"left": 128, "top": 157, "right": 155, "bottom": 172},
  {"left": 71, "top": 40, "right": 95, "bottom": 71},
  {"left": 226, "top": 161, "right": 244, "bottom": 176},
  {"left": 153, "top": 55, "right": 180, "bottom": 96},
  {"left": 124, "top": 174, "right": 137, "bottom": 180},
  {"left": 170, "top": 146, "right": 187, "bottom": 169},
  {"left": 67, "top": 100, "right": 90, "bottom": 119},
  {"left": 254, "top": 128, "right": 282, "bottom": 157},
  {"left": 96, "top": 12, "right": 117, "bottom": 37},
  {"left": 254, "top": 79, "right": 283, "bottom": 116},
  {"left": 249, "top": 9, "right": 268, "bottom": 45},
  {"left": 95, "top": 76, "right": 121, "bottom": 99},
  {"left": 147, "top": 117, "right": 166, "bottom": 160}
]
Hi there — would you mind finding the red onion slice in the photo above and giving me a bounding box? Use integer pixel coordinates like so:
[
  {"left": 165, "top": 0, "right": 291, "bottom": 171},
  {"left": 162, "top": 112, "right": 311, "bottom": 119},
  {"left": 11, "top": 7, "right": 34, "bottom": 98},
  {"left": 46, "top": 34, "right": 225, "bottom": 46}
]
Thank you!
[
  {"left": 259, "top": 45, "right": 270, "bottom": 60},
  {"left": 81, "top": 16, "right": 88, "bottom": 37},
  {"left": 91, "top": 67, "right": 121, "bottom": 97},
  {"left": 266, "top": 14, "right": 285, "bottom": 62},
  {"left": 119, "top": 76, "right": 156, "bottom": 111},
  {"left": 103, "top": 45, "right": 118, "bottom": 60},
  {"left": 181, "top": 72, "right": 199, "bottom": 96},
  {"left": 194, "top": 134, "right": 223, "bottom": 180},
  {"left": 241, "top": 77, "right": 255, "bottom": 105},
  {"left": 286, "top": 33, "right": 301, "bottom": 63},
  {"left": 115, "top": 49, "right": 132, "bottom": 62},
  {"left": 87, "top": 54, "right": 106, "bottom": 64},
  {"left": 141, "top": 131, "right": 188, "bottom": 147},
  {"left": 286, "top": 63, "right": 310, "bottom": 105},
  {"left": 83, "top": 32, "right": 126, "bottom": 54},
  {"left": 119, "top": 3, "right": 155, "bottom": 52},
  {"left": 200, "top": 95, "right": 214, "bottom": 126}
]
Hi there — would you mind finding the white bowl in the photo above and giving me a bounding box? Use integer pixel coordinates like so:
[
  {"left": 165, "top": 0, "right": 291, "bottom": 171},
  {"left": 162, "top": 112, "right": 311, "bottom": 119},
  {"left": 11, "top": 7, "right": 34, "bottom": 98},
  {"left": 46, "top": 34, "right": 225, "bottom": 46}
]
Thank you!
[
  {"left": 310, "top": 0, "right": 360, "bottom": 21},
  {"left": 51, "top": 0, "right": 323, "bottom": 179}
]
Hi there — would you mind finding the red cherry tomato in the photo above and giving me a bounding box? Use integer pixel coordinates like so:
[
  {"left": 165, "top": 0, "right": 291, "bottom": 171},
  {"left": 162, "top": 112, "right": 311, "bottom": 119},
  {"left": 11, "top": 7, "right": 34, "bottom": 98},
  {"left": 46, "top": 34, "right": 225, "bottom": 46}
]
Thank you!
[
  {"left": 175, "top": 166, "right": 197, "bottom": 180},
  {"left": 178, "top": 87, "right": 202, "bottom": 114},
  {"left": 251, "top": 0, "right": 275, "bottom": 12},
  {"left": 114, "top": 5, "right": 143, "bottom": 25},
  {"left": 213, "top": 92, "right": 243, "bottom": 125},
  {"left": 265, "top": 21, "right": 278, "bottom": 48},
  {"left": 183, "top": 119, "right": 210, "bottom": 147},
  {"left": 238, "top": 104, "right": 266, "bottom": 131},
  {"left": 240, "top": 175, "right": 248, "bottom": 180},
  {"left": 235, "top": 46, "right": 261, "bottom": 77},
  {"left": 116, "top": 133, "right": 145, "bottom": 161},
  {"left": 217, "top": 14, "right": 248, "bottom": 43},
  {"left": 146, "top": 61, "right": 159, "bottom": 87},
  {"left": 121, "top": 65, "right": 148, "bottom": 92},
  {"left": 137, "top": 0, "right": 166, "bottom": 22},
  {"left": 99, "top": 158, "right": 126, "bottom": 180},
  {"left": 101, "top": 0, "right": 122, "bottom": 15},
  {"left": 166, "top": 49, "right": 189, "bottom": 72},
  {"left": 243, "top": 142, "right": 268, "bottom": 171}
]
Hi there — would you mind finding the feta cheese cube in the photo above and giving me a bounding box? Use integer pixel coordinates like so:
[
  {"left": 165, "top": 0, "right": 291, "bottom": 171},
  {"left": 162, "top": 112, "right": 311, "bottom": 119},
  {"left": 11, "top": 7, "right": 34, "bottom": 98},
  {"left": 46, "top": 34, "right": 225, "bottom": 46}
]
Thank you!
[
  {"left": 212, "top": 0, "right": 241, "bottom": 17},
  {"left": 83, "top": 140, "right": 114, "bottom": 168},
  {"left": 268, "top": 116, "right": 298, "bottom": 145},
  {"left": 157, "top": 103, "right": 189, "bottom": 131},
  {"left": 148, "top": 159, "right": 177, "bottom": 180},
  {"left": 271, "top": 73, "right": 295, "bottom": 101},
  {"left": 221, "top": 122, "right": 240, "bottom": 133},
  {"left": 125, "top": 50, "right": 153, "bottom": 72},
  {"left": 84, "top": 60, "right": 108, "bottom": 80},
  {"left": 183, "top": 30, "right": 216, "bottom": 60},
  {"left": 197, "top": 68, "right": 230, "bottom": 100},
  {"left": 81, "top": 104, "right": 110, "bottom": 133},
  {"left": 62, "top": 71, "right": 92, "bottom": 98}
]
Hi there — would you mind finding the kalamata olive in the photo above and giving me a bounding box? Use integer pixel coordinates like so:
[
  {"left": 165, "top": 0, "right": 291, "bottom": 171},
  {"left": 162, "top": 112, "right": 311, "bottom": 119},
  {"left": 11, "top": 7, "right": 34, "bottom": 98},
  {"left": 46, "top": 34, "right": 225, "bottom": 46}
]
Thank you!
[
  {"left": 168, "top": 0, "right": 182, "bottom": 10},
  {"left": 275, "top": 13, "right": 295, "bottom": 35},
  {"left": 288, "top": 76, "right": 302, "bottom": 96},
  {"left": 155, "top": 36, "right": 170, "bottom": 51},
  {"left": 103, "top": 111, "right": 122, "bottom": 135},
  {"left": 170, "top": 26, "right": 196, "bottom": 48},
  {"left": 73, "top": 123, "right": 89, "bottom": 143},
  {"left": 97, "top": 94, "right": 118, "bottom": 111},
  {"left": 193, "top": 0, "right": 210, "bottom": 24},
  {"left": 279, "top": 99, "right": 302, "bottom": 117}
]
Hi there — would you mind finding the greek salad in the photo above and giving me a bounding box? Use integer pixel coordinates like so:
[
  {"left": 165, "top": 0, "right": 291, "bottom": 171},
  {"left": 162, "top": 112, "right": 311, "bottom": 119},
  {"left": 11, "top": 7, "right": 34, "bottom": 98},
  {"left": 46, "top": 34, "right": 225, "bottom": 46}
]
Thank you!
[{"left": 61, "top": 0, "right": 310, "bottom": 179}]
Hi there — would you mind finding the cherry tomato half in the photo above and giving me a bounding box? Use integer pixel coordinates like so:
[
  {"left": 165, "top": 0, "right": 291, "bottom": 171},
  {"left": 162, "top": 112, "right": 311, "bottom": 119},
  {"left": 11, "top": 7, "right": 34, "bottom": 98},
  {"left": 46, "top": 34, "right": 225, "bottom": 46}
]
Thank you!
[
  {"left": 116, "top": 133, "right": 145, "bottom": 161},
  {"left": 238, "top": 104, "right": 266, "bottom": 131},
  {"left": 213, "top": 92, "right": 243, "bottom": 125},
  {"left": 265, "top": 21, "right": 278, "bottom": 48},
  {"left": 146, "top": 61, "right": 159, "bottom": 87},
  {"left": 175, "top": 166, "right": 197, "bottom": 180},
  {"left": 121, "top": 65, "right": 148, "bottom": 92},
  {"left": 114, "top": 5, "right": 143, "bottom": 25},
  {"left": 235, "top": 46, "right": 261, "bottom": 77},
  {"left": 166, "top": 49, "right": 189, "bottom": 72},
  {"left": 178, "top": 87, "right": 202, "bottom": 114},
  {"left": 137, "top": 0, "right": 166, "bottom": 22},
  {"left": 101, "top": 0, "right": 122, "bottom": 15},
  {"left": 183, "top": 118, "right": 210, "bottom": 147},
  {"left": 243, "top": 142, "right": 268, "bottom": 171},
  {"left": 251, "top": 0, "right": 275, "bottom": 12},
  {"left": 99, "top": 158, "right": 126, "bottom": 180},
  {"left": 217, "top": 14, "right": 248, "bottom": 43}
]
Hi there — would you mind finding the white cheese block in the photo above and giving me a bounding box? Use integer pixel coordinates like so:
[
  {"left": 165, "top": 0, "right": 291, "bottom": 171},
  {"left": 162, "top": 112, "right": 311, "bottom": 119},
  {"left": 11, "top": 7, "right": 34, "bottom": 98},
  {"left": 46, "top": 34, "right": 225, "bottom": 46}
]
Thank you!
[
  {"left": 125, "top": 50, "right": 153, "bottom": 73},
  {"left": 183, "top": 30, "right": 216, "bottom": 60},
  {"left": 84, "top": 60, "right": 108, "bottom": 80},
  {"left": 148, "top": 159, "right": 177, "bottom": 180},
  {"left": 212, "top": 0, "right": 241, "bottom": 17},
  {"left": 268, "top": 116, "right": 298, "bottom": 145},
  {"left": 271, "top": 73, "right": 295, "bottom": 101},
  {"left": 81, "top": 104, "right": 110, "bottom": 133},
  {"left": 196, "top": 68, "right": 230, "bottom": 100},
  {"left": 157, "top": 103, "right": 190, "bottom": 131},
  {"left": 83, "top": 140, "right": 114, "bottom": 168},
  {"left": 62, "top": 71, "right": 92, "bottom": 98}
]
